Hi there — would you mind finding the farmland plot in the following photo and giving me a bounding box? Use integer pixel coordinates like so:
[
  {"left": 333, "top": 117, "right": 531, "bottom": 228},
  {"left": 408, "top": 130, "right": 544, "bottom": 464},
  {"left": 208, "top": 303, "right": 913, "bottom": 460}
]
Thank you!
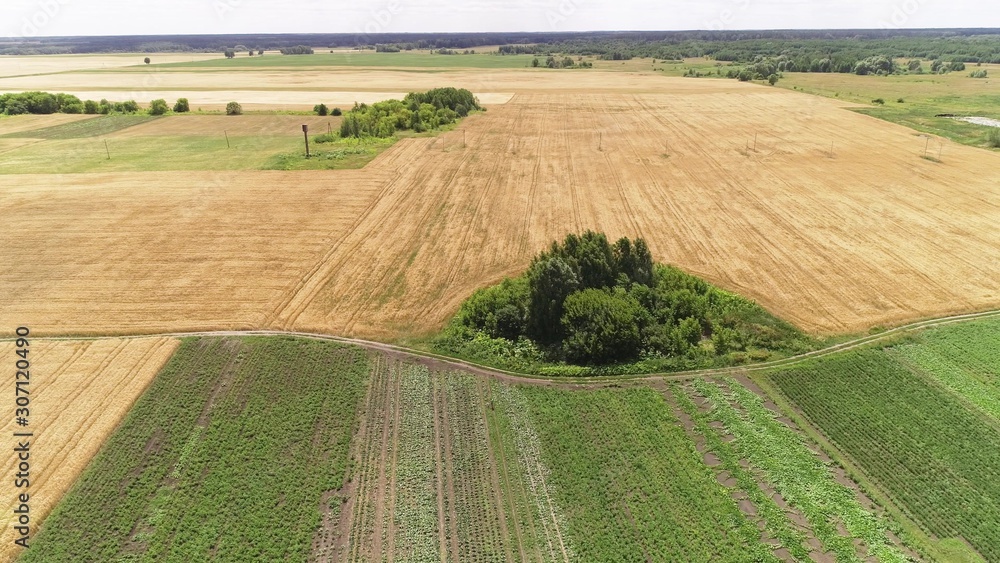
[
  {"left": 769, "top": 347, "right": 1000, "bottom": 562},
  {"left": 0, "top": 337, "right": 178, "bottom": 563},
  {"left": 23, "top": 336, "right": 368, "bottom": 562}
]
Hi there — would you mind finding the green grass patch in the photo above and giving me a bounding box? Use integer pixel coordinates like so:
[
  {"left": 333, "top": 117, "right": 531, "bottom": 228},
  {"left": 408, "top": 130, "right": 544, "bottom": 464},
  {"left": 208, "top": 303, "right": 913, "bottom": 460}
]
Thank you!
[
  {"left": 157, "top": 52, "right": 538, "bottom": 70},
  {"left": 22, "top": 336, "right": 369, "bottom": 562},
  {"left": 0, "top": 114, "right": 158, "bottom": 139},
  {"left": 0, "top": 134, "right": 300, "bottom": 173},
  {"left": 768, "top": 334, "right": 1000, "bottom": 562},
  {"left": 263, "top": 135, "right": 394, "bottom": 170}
]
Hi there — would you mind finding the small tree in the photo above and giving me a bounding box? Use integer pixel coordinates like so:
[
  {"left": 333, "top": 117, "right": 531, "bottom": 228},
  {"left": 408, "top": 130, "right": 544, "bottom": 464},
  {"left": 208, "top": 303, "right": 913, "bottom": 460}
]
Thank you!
[
  {"left": 226, "top": 101, "right": 242, "bottom": 115},
  {"left": 144, "top": 57, "right": 150, "bottom": 65},
  {"left": 314, "top": 103, "right": 329, "bottom": 116},
  {"left": 224, "top": 49, "right": 235, "bottom": 59},
  {"left": 258, "top": 49, "right": 264, "bottom": 55},
  {"left": 83, "top": 100, "right": 99, "bottom": 114},
  {"left": 148, "top": 98, "right": 169, "bottom": 115},
  {"left": 248, "top": 50, "right": 254, "bottom": 57},
  {"left": 331, "top": 107, "right": 342, "bottom": 116},
  {"left": 531, "top": 57, "right": 540, "bottom": 68},
  {"left": 768, "top": 73, "right": 779, "bottom": 85},
  {"left": 173, "top": 98, "right": 190, "bottom": 113}
]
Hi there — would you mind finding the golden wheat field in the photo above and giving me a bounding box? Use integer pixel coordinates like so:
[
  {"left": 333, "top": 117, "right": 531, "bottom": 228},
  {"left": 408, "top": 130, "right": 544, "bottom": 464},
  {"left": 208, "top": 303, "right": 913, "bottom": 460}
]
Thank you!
[
  {"left": 2, "top": 71, "right": 1000, "bottom": 339},
  {"left": 0, "top": 337, "right": 178, "bottom": 561}
]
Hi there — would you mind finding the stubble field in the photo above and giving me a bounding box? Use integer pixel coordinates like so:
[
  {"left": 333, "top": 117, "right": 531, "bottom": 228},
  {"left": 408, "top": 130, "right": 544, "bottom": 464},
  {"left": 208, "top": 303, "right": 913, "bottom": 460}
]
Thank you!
[
  {"left": 3, "top": 73, "right": 999, "bottom": 338},
  {"left": 0, "top": 337, "right": 178, "bottom": 561}
]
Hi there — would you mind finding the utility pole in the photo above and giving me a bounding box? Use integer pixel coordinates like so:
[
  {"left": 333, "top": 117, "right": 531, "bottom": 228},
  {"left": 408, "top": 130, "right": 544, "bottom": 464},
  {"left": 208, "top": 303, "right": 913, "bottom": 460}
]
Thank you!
[
  {"left": 224, "top": 130, "right": 230, "bottom": 149},
  {"left": 104, "top": 140, "right": 110, "bottom": 160},
  {"left": 302, "top": 124, "right": 310, "bottom": 158}
]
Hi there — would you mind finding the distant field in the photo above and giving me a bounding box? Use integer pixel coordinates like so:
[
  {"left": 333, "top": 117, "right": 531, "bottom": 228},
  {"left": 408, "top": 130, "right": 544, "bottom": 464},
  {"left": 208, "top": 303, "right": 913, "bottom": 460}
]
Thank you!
[
  {"left": 778, "top": 66, "right": 1000, "bottom": 149},
  {"left": 0, "top": 337, "right": 178, "bottom": 563},
  {"left": 159, "top": 51, "right": 538, "bottom": 69},
  {"left": 768, "top": 318, "right": 1000, "bottom": 562},
  {"left": 23, "top": 337, "right": 369, "bottom": 562}
]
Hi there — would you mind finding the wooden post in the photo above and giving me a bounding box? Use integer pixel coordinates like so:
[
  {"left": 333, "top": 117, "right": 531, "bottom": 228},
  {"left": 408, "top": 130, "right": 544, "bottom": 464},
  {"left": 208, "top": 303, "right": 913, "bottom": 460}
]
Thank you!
[
  {"left": 224, "top": 130, "right": 230, "bottom": 149},
  {"left": 302, "top": 124, "right": 310, "bottom": 158},
  {"left": 104, "top": 139, "right": 110, "bottom": 160},
  {"left": 753, "top": 133, "right": 757, "bottom": 151},
  {"left": 924, "top": 137, "right": 930, "bottom": 157}
]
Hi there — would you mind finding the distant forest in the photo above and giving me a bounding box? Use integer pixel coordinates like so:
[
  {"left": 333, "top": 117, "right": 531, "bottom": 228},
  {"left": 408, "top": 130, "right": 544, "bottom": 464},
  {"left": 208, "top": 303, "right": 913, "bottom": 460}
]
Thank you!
[{"left": 2, "top": 29, "right": 1000, "bottom": 64}]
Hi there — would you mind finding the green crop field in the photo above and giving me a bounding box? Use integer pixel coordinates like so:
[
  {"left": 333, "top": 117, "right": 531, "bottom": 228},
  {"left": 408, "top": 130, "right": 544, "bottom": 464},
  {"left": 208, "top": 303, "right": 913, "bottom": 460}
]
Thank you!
[
  {"left": 157, "top": 52, "right": 538, "bottom": 70},
  {"left": 768, "top": 323, "right": 1000, "bottom": 563},
  {"left": 0, "top": 114, "right": 155, "bottom": 139},
  {"left": 22, "top": 337, "right": 369, "bottom": 562},
  {"left": 517, "top": 384, "right": 777, "bottom": 562}
]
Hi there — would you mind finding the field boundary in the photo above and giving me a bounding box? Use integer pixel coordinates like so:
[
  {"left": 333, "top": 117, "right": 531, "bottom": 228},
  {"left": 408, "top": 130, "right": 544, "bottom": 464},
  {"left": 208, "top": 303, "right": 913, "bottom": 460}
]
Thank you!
[{"left": 13, "top": 307, "right": 1000, "bottom": 387}]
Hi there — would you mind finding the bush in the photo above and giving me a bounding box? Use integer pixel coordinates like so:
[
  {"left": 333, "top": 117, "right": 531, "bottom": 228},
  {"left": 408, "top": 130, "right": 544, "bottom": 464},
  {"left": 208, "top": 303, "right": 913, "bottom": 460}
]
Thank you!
[
  {"left": 313, "top": 133, "right": 337, "bottom": 144},
  {"left": 988, "top": 128, "right": 1000, "bottom": 148},
  {"left": 148, "top": 98, "right": 169, "bottom": 115},
  {"left": 225, "top": 101, "right": 242, "bottom": 115},
  {"left": 331, "top": 107, "right": 342, "bottom": 116},
  {"left": 173, "top": 98, "right": 190, "bottom": 112},
  {"left": 872, "top": 98, "right": 885, "bottom": 105},
  {"left": 561, "top": 288, "right": 647, "bottom": 364},
  {"left": 314, "top": 103, "right": 328, "bottom": 116},
  {"left": 897, "top": 98, "right": 905, "bottom": 103},
  {"left": 83, "top": 100, "right": 99, "bottom": 114}
]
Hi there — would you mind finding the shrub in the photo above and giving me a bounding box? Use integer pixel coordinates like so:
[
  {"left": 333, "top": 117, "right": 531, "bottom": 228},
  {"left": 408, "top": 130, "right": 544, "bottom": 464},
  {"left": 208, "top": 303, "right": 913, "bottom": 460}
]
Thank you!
[
  {"left": 872, "top": 98, "right": 885, "bottom": 105},
  {"left": 561, "top": 288, "right": 647, "bottom": 364},
  {"left": 896, "top": 98, "right": 905, "bottom": 103},
  {"left": 173, "top": 98, "right": 190, "bottom": 113},
  {"left": 225, "top": 101, "right": 242, "bottom": 115},
  {"left": 988, "top": 128, "right": 1000, "bottom": 148},
  {"left": 83, "top": 100, "right": 99, "bottom": 114},
  {"left": 331, "top": 107, "right": 342, "bottom": 116},
  {"left": 314, "top": 103, "right": 328, "bottom": 116},
  {"left": 148, "top": 98, "right": 169, "bottom": 115}
]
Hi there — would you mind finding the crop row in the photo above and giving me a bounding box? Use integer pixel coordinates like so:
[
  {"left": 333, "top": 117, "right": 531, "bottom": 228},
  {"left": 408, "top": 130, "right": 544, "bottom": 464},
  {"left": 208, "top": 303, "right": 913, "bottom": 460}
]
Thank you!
[
  {"left": 685, "top": 378, "right": 908, "bottom": 562},
  {"left": 770, "top": 349, "right": 1000, "bottom": 561},
  {"left": 25, "top": 336, "right": 369, "bottom": 562},
  {"left": 516, "top": 384, "right": 771, "bottom": 562}
]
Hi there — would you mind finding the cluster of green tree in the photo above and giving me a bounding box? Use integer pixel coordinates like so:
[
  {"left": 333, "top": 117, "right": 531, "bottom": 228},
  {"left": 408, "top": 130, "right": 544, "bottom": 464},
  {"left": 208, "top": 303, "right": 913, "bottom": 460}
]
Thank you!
[
  {"left": 146, "top": 98, "right": 190, "bottom": 115},
  {"left": 970, "top": 69, "right": 989, "bottom": 78},
  {"left": 312, "top": 104, "right": 343, "bottom": 116},
  {"left": 531, "top": 56, "right": 592, "bottom": 69},
  {"left": 279, "top": 45, "right": 314, "bottom": 55},
  {"left": 339, "top": 87, "right": 481, "bottom": 138},
  {"left": 498, "top": 44, "right": 543, "bottom": 55},
  {"left": 375, "top": 44, "right": 401, "bottom": 52},
  {"left": 436, "top": 232, "right": 811, "bottom": 371},
  {"left": 0, "top": 92, "right": 87, "bottom": 115}
]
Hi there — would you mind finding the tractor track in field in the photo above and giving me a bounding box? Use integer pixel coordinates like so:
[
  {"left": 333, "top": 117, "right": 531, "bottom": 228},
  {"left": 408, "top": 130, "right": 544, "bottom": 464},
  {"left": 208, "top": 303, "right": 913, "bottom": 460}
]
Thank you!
[{"left": 18, "top": 307, "right": 1000, "bottom": 388}]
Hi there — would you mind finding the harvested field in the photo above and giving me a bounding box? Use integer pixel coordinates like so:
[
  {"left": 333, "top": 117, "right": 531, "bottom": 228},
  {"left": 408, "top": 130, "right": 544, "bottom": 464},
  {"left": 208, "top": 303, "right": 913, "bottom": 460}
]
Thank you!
[
  {"left": 1, "top": 81, "right": 999, "bottom": 337},
  {"left": 0, "top": 53, "right": 221, "bottom": 78},
  {"left": 0, "top": 337, "right": 178, "bottom": 562},
  {"left": 0, "top": 114, "right": 97, "bottom": 136}
]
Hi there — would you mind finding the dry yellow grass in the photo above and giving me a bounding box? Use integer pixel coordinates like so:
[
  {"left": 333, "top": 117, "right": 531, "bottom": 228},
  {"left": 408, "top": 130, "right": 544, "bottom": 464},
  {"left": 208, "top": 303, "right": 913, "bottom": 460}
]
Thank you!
[
  {"left": 0, "top": 53, "right": 221, "bottom": 78},
  {"left": 0, "top": 337, "right": 178, "bottom": 562},
  {"left": 108, "top": 114, "right": 344, "bottom": 137},
  {"left": 1, "top": 80, "right": 999, "bottom": 339}
]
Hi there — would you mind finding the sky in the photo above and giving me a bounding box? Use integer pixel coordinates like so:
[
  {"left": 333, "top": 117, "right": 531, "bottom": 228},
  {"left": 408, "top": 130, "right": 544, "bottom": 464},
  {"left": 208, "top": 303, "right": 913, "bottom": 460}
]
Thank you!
[{"left": 1, "top": 0, "right": 997, "bottom": 39}]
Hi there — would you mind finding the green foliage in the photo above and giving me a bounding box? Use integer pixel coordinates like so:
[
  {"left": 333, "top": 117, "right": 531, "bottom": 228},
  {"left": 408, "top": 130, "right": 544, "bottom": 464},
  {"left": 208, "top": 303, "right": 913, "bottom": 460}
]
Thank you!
[
  {"left": 0, "top": 91, "right": 90, "bottom": 115},
  {"left": 144, "top": 57, "right": 150, "bottom": 64},
  {"left": 225, "top": 101, "right": 242, "bottom": 115},
  {"left": 872, "top": 98, "right": 886, "bottom": 105},
  {"left": 854, "top": 55, "right": 895, "bottom": 75},
  {"left": 970, "top": 69, "right": 989, "bottom": 78},
  {"left": 223, "top": 48, "right": 235, "bottom": 59},
  {"left": 313, "top": 103, "right": 328, "bottom": 116},
  {"left": 769, "top": 333, "right": 1000, "bottom": 562},
  {"left": 331, "top": 107, "right": 342, "bottom": 116},
  {"left": 437, "top": 231, "right": 811, "bottom": 371},
  {"left": 172, "top": 97, "right": 189, "bottom": 113},
  {"left": 147, "top": 98, "right": 169, "bottom": 116},
  {"left": 561, "top": 288, "right": 647, "bottom": 363},
  {"left": 22, "top": 337, "right": 368, "bottom": 562},
  {"left": 279, "top": 45, "right": 314, "bottom": 55},
  {"left": 338, "top": 87, "right": 481, "bottom": 139},
  {"left": 83, "top": 99, "right": 99, "bottom": 114},
  {"left": 988, "top": 128, "right": 1000, "bottom": 148}
]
